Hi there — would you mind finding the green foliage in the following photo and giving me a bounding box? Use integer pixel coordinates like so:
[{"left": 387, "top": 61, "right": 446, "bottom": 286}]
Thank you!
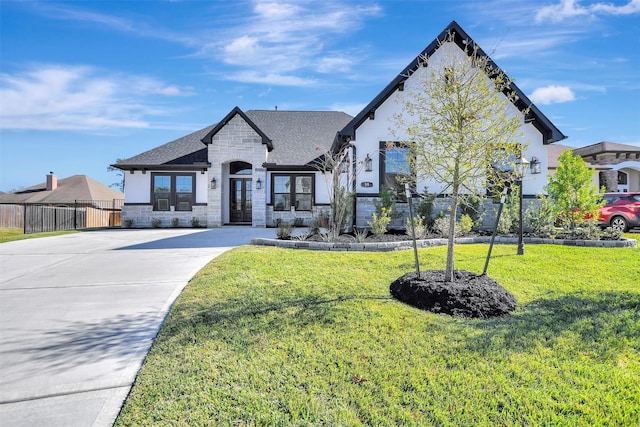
[
  {"left": 309, "top": 217, "right": 321, "bottom": 235},
  {"left": 0, "top": 228, "right": 76, "bottom": 243},
  {"left": 458, "top": 214, "right": 473, "bottom": 235},
  {"left": 459, "top": 194, "right": 484, "bottom": 230},
  {"left": 368, "top": 207, "right": 392, "bottom": 235},
  {"left": 416, "top": 190, "right": 436, "bottom": 229},
  {"left": 497, "top": 186, "right": 520, "bottom": 235},
  {"left": 546, "top": 151, "right": 604, "bottom": 231},
  {"left": 354, "top": 227, "right": 369, "bottom": 243},
  {"left": 276, "top": 222, "right": 293, "bottom": 239},
  {"left": 117, "top": 244, "right": 640, "bottom": 426},
  {"left": 373, "top": 185, "right": 402, "bottom": 220},
  {"left": 601, "top": 227, "right": 623, "bottom": 241},
  {"left": 525, "top": 194, "right": 557, "bottom": 237},
  {"left": 405, "top": 215, "right": 427, "bottom": 239},
  {"left": 151, "top": 218, "right": 162, "bottom": 228},
  {"left": 190, "top": 217, "right": 200, "bottom": 228},
  {"left": 171, "top": 217, "right": 179, "bottom": 227}
]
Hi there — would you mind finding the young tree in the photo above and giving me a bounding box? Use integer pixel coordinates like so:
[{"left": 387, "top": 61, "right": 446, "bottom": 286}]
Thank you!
[
  {"left": 313, "top": 144, "right": 356, "bottom": 242},
  {"left": 107, "top": 158, "right": 125, "bottom": 192},
  {"left": 545, "top": 150, "right": 603, "bottom": 231},
  {"left": 394, "top": 32, "right": 526, "bottom": 282}
]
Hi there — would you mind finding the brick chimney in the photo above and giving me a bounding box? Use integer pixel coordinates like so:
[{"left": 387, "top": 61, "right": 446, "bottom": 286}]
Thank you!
[{"left": 46, "top": 172, "right": 57, "bottom": 191}]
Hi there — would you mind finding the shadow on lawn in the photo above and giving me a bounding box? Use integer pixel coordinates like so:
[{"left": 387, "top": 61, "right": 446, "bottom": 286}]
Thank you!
[
  {"left": 165, "top": 293, "right": 392, "bottom": 342},
  {"left": 466, "top": 291, "right": 640, "bottom": 360}
]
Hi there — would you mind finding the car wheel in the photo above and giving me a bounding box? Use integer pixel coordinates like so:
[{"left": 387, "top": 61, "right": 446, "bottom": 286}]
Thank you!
[{"left": 610, "top": 216, "right": 629, "bottom": 232}]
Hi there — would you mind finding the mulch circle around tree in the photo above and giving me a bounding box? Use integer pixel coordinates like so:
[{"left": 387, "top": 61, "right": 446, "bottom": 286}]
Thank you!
[{"left": 389, "top": 270, "right": 516, "bottom": 318}]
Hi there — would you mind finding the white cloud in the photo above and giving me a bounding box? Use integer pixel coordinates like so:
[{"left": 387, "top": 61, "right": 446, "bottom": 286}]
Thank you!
[
  {"left": 535, "top": 0, "right": 640, "bottom": 23},
  {"left": 226, "top": 70, "right": 318, "bottom": 86},
  {"left": 0, "top": 65, "right": 192, "bottom": 131},
  {"left": 32, "top": 2, "right": 197, "bottom": 46},
  {"left": 216, "top": 0, "right": 381, "bottom": 86},
  {"left": 529, "top": 85, "right": 576, "bottom": 104}
]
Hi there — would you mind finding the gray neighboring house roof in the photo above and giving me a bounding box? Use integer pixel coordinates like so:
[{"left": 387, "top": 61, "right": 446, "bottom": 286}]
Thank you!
[
  {"left": 0, "top": 175, "right": 124, "bottom": 204},
  {"left": 117, "top": 108, "right": 353, "bottom": 171},
  {"left": 114, "top": 124, "right": 214, "bottom": 171},
  {"left": 572, "top": 141, "right": 640, "bottom": 159}
]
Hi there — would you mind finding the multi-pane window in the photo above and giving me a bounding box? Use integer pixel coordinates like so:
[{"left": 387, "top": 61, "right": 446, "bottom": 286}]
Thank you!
[
  {"left": 152, "top": 173, "right": 195, "bottom": 211},
  {"left": 272, "top": 174, "right": 314, "bottom": 211},
  {"left": 175, "top": 176, "right": 193, "bottom": 211},
  {"left": 382, "top": 142, "right": 412, "bottom": 201},
  {"left": 153, "top": 175, "right": 171, "bottom": 211}
]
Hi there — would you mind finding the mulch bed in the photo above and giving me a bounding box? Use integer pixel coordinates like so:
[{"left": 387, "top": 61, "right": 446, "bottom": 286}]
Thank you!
[{"left": 389, "top": 270, "right": 517, "bottom": 318}]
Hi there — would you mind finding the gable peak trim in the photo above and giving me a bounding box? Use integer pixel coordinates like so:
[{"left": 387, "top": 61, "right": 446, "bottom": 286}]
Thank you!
[{"left": 200, "top": 106, "right": 274, "bottom": 151}]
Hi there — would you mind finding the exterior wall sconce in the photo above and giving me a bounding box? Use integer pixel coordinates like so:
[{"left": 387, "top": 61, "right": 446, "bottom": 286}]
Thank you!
[
  {"left": 364, "top": 154, "right": 373, "bottom": 172},
  {"left": 255, "top": 178, "right": 262, "bottom": 190},
  {"left": 339, "top": 160, "right": 350, "bottom": 174},
  {"left": 530, "top": 156, "right": 541, "bottom": 174},
  {"left": 210, "top": 177, "right": 216, "bottom": 189}
]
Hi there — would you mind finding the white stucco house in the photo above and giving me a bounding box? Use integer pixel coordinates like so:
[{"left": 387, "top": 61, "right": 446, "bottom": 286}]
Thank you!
[{"left": 114, "top": 21, "right": 566, "bottom": 229}]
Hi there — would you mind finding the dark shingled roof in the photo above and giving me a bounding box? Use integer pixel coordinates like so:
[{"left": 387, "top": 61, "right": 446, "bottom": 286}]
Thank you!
[
  {"left": 118, "top": 109, "right": 353, "bottom": 171},
  {"left": 246, "top": 110, "right": 352, "bottom": 166},
  {"left": 0, "top": 175, "right": 124, "bottom": 204},
  {"left": 114, "top": 124, "right": 214, "bottom": 170}
]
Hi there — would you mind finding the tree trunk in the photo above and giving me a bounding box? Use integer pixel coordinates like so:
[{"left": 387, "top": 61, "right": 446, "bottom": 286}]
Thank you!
[{"left": 445, "top": 193, "right": 458, "bottom": 282}]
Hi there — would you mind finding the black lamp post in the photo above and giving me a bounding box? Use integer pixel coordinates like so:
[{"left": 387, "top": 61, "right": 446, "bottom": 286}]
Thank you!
[{"left": 515, "top": 157, "right": 530, "bottom": 256}]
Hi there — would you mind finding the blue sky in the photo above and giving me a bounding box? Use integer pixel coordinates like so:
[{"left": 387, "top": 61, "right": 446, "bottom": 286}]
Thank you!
[{"left": 1, "top": 0, "right": 639, "bottom": 192}]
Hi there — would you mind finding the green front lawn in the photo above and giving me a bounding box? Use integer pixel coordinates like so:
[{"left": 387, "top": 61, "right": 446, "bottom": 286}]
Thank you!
[
  {"left": 117, "top": 243, "right": 640, "bottom": 426},
  {"left": 0, "top": 228, "right": 77, "bottom": 243}
]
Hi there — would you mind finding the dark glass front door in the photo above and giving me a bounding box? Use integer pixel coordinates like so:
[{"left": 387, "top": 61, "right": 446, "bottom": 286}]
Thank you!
[{"left": 230, "top": 178, "right": 252, "bottom": 223}]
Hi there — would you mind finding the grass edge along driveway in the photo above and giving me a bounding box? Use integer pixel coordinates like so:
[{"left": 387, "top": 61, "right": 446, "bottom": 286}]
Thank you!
[{"left": 117, "top": 243, "right": 640, "bottom": 426}]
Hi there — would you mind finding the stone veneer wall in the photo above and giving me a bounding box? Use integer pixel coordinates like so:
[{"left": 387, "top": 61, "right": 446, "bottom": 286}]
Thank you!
[
  {"left": 122, "top": 205, "right": 207, "bottom": 228},
  {"left": 207, "top": 114, "right": 268, "bottom": 227},
  {"left": 355, "top": 196, "right": 539, "bottom": 231},
  {"left": 599, "top": 170, "right": 618, "bottom": 192}
]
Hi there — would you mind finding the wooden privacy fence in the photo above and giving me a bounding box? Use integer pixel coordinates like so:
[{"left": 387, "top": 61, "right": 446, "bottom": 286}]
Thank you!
[
  {"left": 0, "top": 200, "right": 124, "bottom": 234},
  {"left": 0, "top": 204, "right": 23, "bottom": 228}
]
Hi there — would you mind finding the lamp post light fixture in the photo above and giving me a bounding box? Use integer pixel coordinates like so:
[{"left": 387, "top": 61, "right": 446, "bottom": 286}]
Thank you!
[
  {"left": 515, "top": 156, "right": 530, "bottom": 256},
  {"left": 255, "top": 178, "right": 262, "bottom": 190},
  {"left": 210, "top": 177, "right": 217, "bottom": 189}
]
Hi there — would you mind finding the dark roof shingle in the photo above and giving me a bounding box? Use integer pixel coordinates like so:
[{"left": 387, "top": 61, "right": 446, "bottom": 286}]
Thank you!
[{"left": 246, "top": 110, "right": 352, "bottom": 166}]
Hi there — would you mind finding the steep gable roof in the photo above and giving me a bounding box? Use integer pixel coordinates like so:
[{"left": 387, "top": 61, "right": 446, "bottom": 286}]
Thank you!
[
  {"left": 114, "top": 124, "right": 213, "bottom": 171},
  {"left": 339, "top": 20, "right": 567, "bottom": 146},
  {"left": 0, "top": 175, "right": 124, "bottom": 204}
]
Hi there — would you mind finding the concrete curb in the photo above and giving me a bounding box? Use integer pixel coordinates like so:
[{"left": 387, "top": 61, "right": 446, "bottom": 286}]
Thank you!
[{"left": 251, "top": 236, "right": 638, "bottom": 251}]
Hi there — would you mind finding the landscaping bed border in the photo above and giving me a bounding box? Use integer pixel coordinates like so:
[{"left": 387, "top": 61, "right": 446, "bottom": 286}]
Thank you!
[{"left": 251, "top": 236, "right": 637, "bottom": 251}]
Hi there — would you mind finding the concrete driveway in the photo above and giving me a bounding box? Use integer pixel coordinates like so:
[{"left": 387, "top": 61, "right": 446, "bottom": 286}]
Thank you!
[{"left": 0, "top": 227, "right": 275, "bottom": 427}]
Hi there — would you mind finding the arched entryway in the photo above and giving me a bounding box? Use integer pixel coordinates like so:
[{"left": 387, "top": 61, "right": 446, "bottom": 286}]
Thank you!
[{"left": 229, "top": 161, "right": 253, "bottom": 224}]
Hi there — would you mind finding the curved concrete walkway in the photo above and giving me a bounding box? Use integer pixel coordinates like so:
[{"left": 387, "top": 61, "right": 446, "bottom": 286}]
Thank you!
[{"left": 0, "top": 227, "right": 275, "bottom": 427}]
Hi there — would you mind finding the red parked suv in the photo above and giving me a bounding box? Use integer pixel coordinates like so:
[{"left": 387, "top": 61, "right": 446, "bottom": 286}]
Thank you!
[{"left": 598, "top": 192, "right": 640, "bottom": 232}]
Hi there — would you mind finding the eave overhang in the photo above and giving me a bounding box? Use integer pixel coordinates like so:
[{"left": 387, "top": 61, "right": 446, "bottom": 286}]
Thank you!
[{"left": 111, "top": 163, "right": 211, "bottom": 172}]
